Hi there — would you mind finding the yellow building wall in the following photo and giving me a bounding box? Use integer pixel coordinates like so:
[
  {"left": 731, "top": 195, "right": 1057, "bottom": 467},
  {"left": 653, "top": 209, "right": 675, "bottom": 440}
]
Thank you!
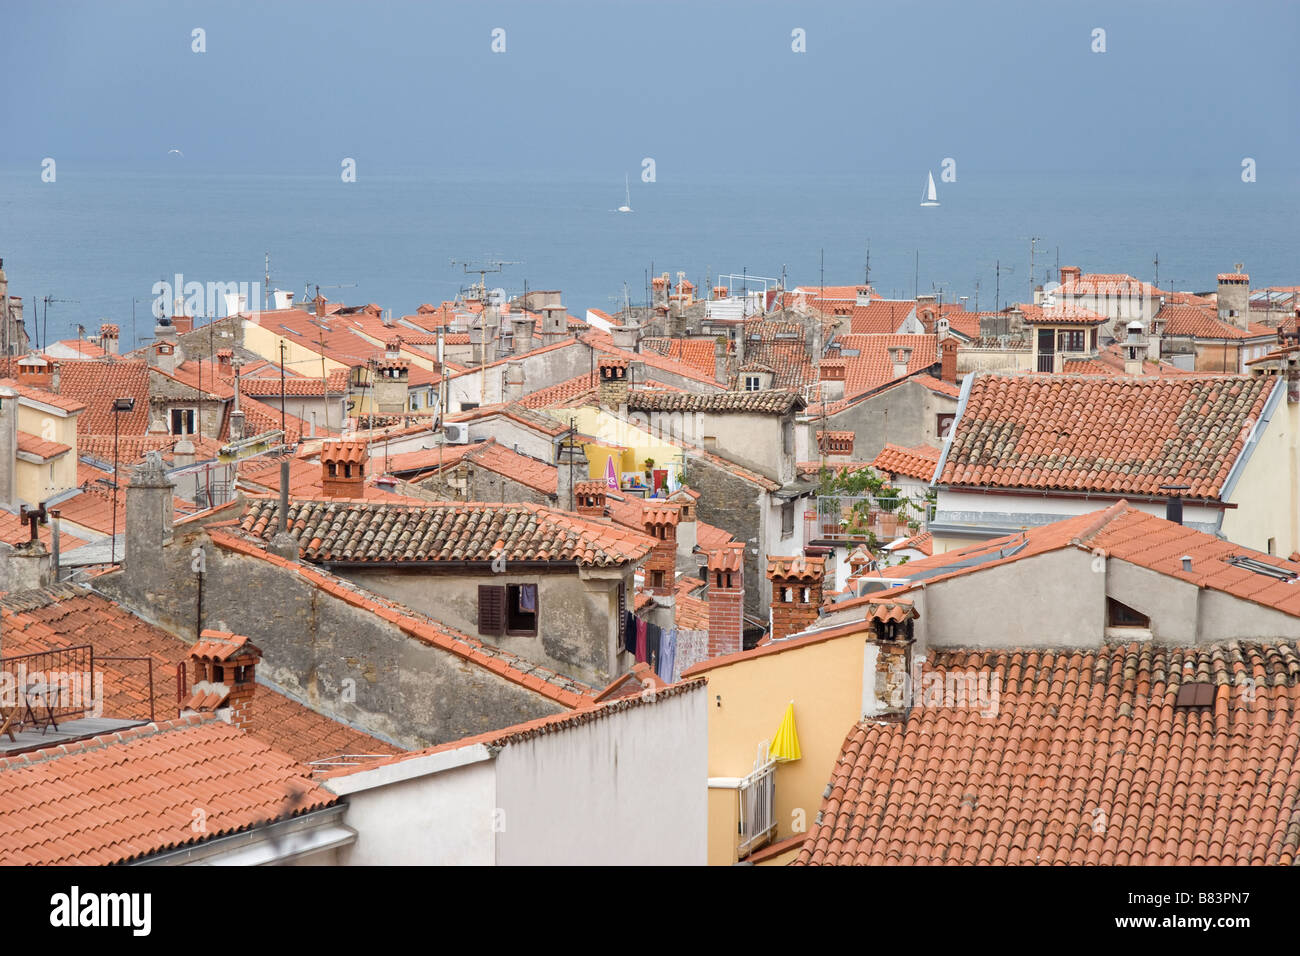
[
  {"left": 699, "top": 631, "right": 870, "bottom": 865},
  {"left": 14, "top": 404, "right": 79, "bottom": 502},
  {"left": 1221, "top": 398, "right": 1298, "bottom": 557}
]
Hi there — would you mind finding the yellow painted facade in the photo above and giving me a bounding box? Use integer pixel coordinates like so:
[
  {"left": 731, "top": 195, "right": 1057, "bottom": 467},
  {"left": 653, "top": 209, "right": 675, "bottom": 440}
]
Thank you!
[
  {"left": 697, "top": 628, "right": 871, "bottom": 865},
  {"left": 14, "top": 400, "right": 79, "bottom": 504}
]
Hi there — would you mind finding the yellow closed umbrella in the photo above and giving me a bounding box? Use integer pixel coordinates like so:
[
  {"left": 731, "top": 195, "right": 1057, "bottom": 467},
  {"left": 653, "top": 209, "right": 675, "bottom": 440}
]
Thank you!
[{"left": 770, "top": 701, "right": 802, "bottom": 762}]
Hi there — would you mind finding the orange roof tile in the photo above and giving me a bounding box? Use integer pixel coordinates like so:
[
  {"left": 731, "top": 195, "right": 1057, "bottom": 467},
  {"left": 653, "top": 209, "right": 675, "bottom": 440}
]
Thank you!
[
  {"left": 797, "top": 639, "right": 1300, "bottom": 865},
  {"left": 15, "top": 431, "right": 70, "bottom": 461},
  {"left": 939, "top": 373, "right": 1274, "bottom": 498},
  {"left": 0, "top": 715, "right": 336, "bottom": 865},
  {"left": 871, "top": 443, "right": 941, "bottom": 481}
]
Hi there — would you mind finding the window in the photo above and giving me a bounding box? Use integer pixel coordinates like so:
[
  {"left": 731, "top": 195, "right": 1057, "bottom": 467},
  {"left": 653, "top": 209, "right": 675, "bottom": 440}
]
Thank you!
[
  {"left": 744, "top": 375, "right": 761, "bottom": 391},
  {"left": 1106, "top": 597, "right": 1150, "bottom": 628},
  {"left": 937, "top": 413, "right": 955, "bottom": 440},
  {"left": 169, "top": 408, "right": 197, "bottom": 435},
  {"left": 410, "top": 393, "right": 421, "bottom": 410},
  {"left": 782, "top": 419, "right": 794, "bottom": 455},
  {"left": 1058, "top": 330, "right": 1085, "bottom": 352},
  {"left": 650, "top": 570, "right": 665, "bottom": 589},
  {"left": 478, "top": 583, "right": 538, "bottom": 636},
  {"left": 1268, "top": 537, "right": 1276, "bottom": 556},
  {"left": 781, "top": 501, "right": 794, "bottom": 537}
]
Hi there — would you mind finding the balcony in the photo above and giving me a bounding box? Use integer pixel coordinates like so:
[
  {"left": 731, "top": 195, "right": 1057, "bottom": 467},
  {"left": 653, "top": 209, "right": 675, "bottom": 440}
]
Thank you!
[
  {"left": 737, "top": 759, "right": 778, "bottom": 856},
  {"left": 804, "top": 494, "right": 932, "bottom": 545}
]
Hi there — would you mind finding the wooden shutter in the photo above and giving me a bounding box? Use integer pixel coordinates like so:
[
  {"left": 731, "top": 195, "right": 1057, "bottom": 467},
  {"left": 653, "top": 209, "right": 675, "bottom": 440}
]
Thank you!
[{"left": 478, "top": 585, "right": 505, "bottom": 636}]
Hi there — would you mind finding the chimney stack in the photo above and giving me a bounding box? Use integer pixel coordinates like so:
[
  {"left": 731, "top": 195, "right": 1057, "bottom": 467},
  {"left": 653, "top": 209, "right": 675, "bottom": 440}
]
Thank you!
[
  {"left": 1124, "top": 321, "right": 1145, "bottom": 375},
  {"left": 1217, "top": 267, "right": 1251, "bottom": 330},
  {"left": 320, "top": 441, "right": 367, "bottom": 498},
  {"left": 124, "top": 452, "right": 175, "bottom": 588},
  {"left": 574, "top": 480, "right": 607, "bottom": 518},
  {"left": 511, "top": 314, "right": 535, "bottom": 355},
  {"left": 856, "top": 286, "right": 871, "bottom": 307},
  {"left": 940, "top": 338, "right": 959, "bottom": 384},
  {"left": 714, "top": 338, "right": 729, "bottom": 384},
  {"left": 183, "top": 631, "right": 262, "bottom": 732},
  {"left": 891, "top": 345, "right": 913, "bottom": 379},
  {"left": 611, "top": 321, "right": 641, "bottom": 352},
  {"left": 707, "top": 543, "right": 746, "bottom": 657},
  {"left": 766, "top": 555, "right": 826, "bottom": 641},
  {"left": 503, "top": 361, "right": 525, "bottom": 402},
  {"left": 866, "top": 599, "right": 917, "bottom": 721},
  {"left": 641, "top": 502, "right": 680, "bottom": 596},
  {"left": 541, "top": 304, "right": 568, "bottom": 345},
  {"left": 597, "top": 358, "right": 630, "bottom": 408},
  {"left": 268, "top": 459, "right": 299, "bottom": 560},
  {"left": 1059, "top": 266, "right": 1082, "bottom": 288},
  {"left": 99, "top": 323, "right": 120, "bottom": 355}
]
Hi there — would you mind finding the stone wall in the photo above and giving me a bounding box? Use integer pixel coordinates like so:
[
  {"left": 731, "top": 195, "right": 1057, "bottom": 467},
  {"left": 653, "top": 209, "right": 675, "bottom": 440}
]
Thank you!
[{"left": 685, "top": 455, "right": 764, "bottom": 617}]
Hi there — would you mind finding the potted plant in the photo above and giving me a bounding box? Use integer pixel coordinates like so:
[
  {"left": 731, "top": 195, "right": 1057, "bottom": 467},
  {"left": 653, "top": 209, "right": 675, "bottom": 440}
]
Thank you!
[{"left": 877, "top": 486, "right": 902, "bottom": 537}]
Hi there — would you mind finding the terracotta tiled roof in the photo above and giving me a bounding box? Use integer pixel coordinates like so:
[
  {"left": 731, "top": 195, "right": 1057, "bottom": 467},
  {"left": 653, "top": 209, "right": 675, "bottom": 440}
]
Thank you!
[
  {"left": 238, "top": 376, "right": 340, "bottom": 397},
  {"left": 15, "top": 431, "right": 70, "bottom": 460},
  {"left": 910, "top": 374, "right": 961, "bottom": 398},
  {"left": 0, "top": 378, "right": 88, "bottom": 416},
  {"left": 581, "top": 330, "right": 725, "bottom": 389},
  {"left": 209, "top": 528, "right": 595, "bottom": 708},
  {"left": 517, "top": 371, "right": 599, "bottom": 409},
  {"left": 939, "top": 373, "right": 1274, "bottom": 498},
  {"left": 238, "top": 499, "right": 656, "bottom": 567},
  {"left": 871, "top": 443, "right": 941, "bottom": 481},
  {"left": 0, "top": 585, "right": 402, "bottom": 764},
  {"left": 445, "top": 402, "right": 569, "bottom": 438},
  {"left": 0, "top": 715, "right": 336, "bottom": 865},
  {"left": 847, "top": 300, "right": 915, "bottom": 334},
  {"left": 835, "top": 334, "right": 939, "bottom": 396},
  {"left": 460, "top": 440, "right": 558, "bottom": 496},
  {"left": 1158, "top": 304, "right": 1275, "bottom": 341},
  {"left": 891, "top": 530, "right": 932, "bottom": 555},
  {"left": 796, "top": 639, "right": 1300, "bottom": 865},
  {"left": 625, "top": 390, "right": 804, "bottom": 415},
  {"left": 0, "top": 512, "right": 86, "bottom": 551},
  {"left": 640, "top": 338, "right": 719, "bottom": 378},
  {"left": 79, "top": 433, "right": 224, "bottom": 466},
  {"left": 1054, "top": 273, "right": 1162, "bottom": 298},
  {"left": 1018, "top": 304, "right": 1109, "bottom": 326},
  {"left": 48, "top": 339, "right": 106, "bottom": 358}
]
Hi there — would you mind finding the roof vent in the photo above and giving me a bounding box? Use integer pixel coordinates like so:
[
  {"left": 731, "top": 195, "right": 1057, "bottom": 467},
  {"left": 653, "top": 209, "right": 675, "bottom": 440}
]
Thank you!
[
  {"left": 1226, "top": 554, "right": 1297, "bottom": 581},
  {"left": 1180, "top": 555, "right": 1193, "bottom": 572},
  {"left": 1174, "top": 681, "right": 1214, "bottom": 708}
]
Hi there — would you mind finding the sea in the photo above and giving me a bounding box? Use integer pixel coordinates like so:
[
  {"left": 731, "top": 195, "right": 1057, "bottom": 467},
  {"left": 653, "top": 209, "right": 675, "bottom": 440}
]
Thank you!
[{"left": 1, "top": 164, "right": 1296, "bottom": 352}]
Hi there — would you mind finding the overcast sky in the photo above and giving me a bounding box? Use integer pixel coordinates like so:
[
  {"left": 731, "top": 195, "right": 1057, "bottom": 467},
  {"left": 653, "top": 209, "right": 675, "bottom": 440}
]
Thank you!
[{"left": 4, "top": 0, "right": 1298, "bottom": 180}]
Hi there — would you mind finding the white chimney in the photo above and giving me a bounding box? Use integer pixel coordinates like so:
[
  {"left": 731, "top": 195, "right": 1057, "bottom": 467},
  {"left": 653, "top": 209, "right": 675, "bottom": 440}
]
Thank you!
[
  {"left": 892, "top": 346, "right": 913, "bottom": 378},
  {"left": 271, "top": 289, "right": 294, "bottom": 311}
]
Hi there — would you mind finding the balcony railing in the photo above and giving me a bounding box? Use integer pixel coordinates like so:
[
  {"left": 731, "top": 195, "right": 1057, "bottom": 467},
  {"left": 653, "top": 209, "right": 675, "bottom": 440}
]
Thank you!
[
  {"left": 738, "top": 759, "right": 778, "bottom": 856},
  {"left": 804, "top": 494, "right": 933, "bottom": 544}
]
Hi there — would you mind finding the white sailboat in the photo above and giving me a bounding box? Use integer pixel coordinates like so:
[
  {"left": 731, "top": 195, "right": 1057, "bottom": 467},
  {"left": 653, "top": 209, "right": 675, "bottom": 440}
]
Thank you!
[
  {"left": 920, "top": 171, "right": 940, "bottom": 207},
  {"left": 617, "top": 174, "right": 632, "bottom": 213}
]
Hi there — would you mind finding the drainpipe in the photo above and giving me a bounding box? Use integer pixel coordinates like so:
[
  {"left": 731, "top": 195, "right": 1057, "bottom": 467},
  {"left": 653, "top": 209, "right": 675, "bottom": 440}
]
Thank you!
[{"left": 49, "top": 509, "right": 61, "bottom": 582}]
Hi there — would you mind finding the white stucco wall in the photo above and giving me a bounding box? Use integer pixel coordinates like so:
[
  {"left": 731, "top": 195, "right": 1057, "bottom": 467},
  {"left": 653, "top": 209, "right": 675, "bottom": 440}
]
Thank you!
[{"left": 493, "top": 686, "right": 708, "bottom": 865}]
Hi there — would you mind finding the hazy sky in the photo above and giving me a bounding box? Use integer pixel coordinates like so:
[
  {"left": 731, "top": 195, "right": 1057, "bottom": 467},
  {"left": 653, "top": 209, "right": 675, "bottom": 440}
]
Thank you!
[{"left": 4, "top": 0, "right": 1298, "bottom": 179}]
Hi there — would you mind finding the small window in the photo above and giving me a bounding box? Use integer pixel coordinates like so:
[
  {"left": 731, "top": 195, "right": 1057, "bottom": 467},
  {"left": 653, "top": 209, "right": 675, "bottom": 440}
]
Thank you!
[
  {"left": 1106, "top": 597, "right": 1150, "bottom": 628},
  {"left": 937, "top": 413, "right": 955, "bottom": 440},
  {"left": 170, "top": 407, "right": 197, "bottom": 435},
  {"left": 781, "top": 501, "right": 794, "bottom": 537},
  {"left": 650, "top": 570, "right": 665, "bottom": 589},
  {"left": 1268, "top": 537, "right": 1276, "bottom": 556},
  {"left": 506, "top": 583, "right": 538, "bottom": 635},
  {"left": 744, "top": 375, "right": 761, "bottom": 391},
  {"left": 782, "top": 419, "right": 794, "bottom": 455}
]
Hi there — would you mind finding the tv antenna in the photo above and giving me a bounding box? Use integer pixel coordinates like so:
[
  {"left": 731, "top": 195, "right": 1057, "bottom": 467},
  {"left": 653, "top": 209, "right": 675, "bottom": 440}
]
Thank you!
[
  {"left": 449, "top": 258, "right": 520, "bottom": 303},
  {"left": 40, "top": 295, "right": 79, "bottom": 350}
]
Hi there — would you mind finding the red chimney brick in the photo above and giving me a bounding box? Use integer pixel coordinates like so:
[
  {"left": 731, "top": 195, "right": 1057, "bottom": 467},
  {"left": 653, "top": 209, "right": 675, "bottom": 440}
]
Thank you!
[
  {"left": 642, "top": 502, "right": 680, "bottom": 595},
  {"left": 940, "top": 337, "right": 959, "bottom": 384},
  {"left": 766, "top": 554, "right": 826, "bottom": 641},
  {"left": 321, "top": 440, "right": 368, "bottom": 498},
  {"left": 707, "top": 542, "right": 745, "bottom": 657},
  {"left": 183, "top": 630, "right": 262, "bottom": 732},
  {"left": 574, "top": 480, "right": 608, "bottom": 517}
]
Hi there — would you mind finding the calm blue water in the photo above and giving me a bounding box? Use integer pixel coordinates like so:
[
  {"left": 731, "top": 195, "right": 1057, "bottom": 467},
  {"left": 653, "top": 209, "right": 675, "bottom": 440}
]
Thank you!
[{"left": 1, "top": 164, "right": 1296, "bottom": 351}]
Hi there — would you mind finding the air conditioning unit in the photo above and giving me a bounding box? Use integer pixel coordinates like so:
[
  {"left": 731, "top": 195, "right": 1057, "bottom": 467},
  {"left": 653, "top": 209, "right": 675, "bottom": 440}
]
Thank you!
[{"left": 444, "top": 423, "right": 470, "bottom": 444}]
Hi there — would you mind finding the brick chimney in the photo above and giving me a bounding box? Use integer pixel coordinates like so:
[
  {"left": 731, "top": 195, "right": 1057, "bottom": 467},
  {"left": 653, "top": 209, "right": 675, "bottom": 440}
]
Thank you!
[
  {"left": 598, "top": 358, "right": 629, "bottom": 408},
  {"left": 1059, "top": 266, "right": 1082, "bottom": 288},
  {"left": 216, "top": 348, "right": 233, "bottom": 373},
  {"left": 642, "top": 502, "right": 680, "bottom": 595},
  {"left": 818, "top": 430, "right": 854, "bottom": 458},
  {"left": 373, "top": 342, "right": 409, "bottom": 415},
  {"left": 99, "top": 323, "right": 120, "bottom": 355},
  {"left": 574, "top": 480, "right": 607, "bottom": 517},
  {"left": 940, "top": 337, "right": 958, "bottom": 384},
  {"left": 707, "top": 543, "right": 745, "bottom": 657},
  {"left": 16, "top": 353, "right": 54, "bottom": 390},
  {"left": 767, "top": 554, "right": 826, "bottom": 640},
  {"left": 321, "top": 440, "right": 367, "bottom": 498},
  {"left": 183, "top": 630, "right": 262, "bottom": 732},
  {"left": 819, "top": 358, "right": 846, "bottom": 402}
]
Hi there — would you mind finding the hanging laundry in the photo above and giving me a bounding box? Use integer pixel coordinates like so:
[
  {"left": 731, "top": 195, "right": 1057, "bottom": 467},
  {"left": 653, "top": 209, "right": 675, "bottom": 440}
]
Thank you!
[
  {"left": 645, "top": 622, "right": 661, "bottom": 675},
  {"left": 659, "top": 628, "right": 677, "bottom": 681},
  {"left": 635, "top": 617, "right": 647, "bottom": 662},
  {"left": 517, "top": 583, "right": 537, "bottom": 612},
  {"left": 623, "top": 611, "right": 638, "bottom": 654}
]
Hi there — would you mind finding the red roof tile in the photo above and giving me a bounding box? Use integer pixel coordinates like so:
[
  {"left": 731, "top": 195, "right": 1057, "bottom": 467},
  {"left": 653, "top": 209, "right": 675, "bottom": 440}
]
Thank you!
[
  {"left": 939, "top": 373, "right": 1274, "bottom": 498},
  {"left": 797, "top": 639, "right": 1300, "bottom": 865},
  {"left": 871, "top": 443, "right": 941, "bottom": 481}
]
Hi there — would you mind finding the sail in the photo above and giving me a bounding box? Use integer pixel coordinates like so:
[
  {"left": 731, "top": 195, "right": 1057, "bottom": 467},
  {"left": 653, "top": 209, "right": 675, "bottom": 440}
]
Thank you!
[{"left": 921, "top": 171, "right": 939, "bottom": 206}]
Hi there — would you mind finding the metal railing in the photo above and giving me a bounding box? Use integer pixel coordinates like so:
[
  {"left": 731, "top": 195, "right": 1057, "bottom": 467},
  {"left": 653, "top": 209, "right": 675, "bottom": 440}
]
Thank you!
[
  {"left": 738, "top": 758, "right": 778, "bottom": 856},
  {"left": 0, "top": 644, "right": 95, "bottom": 728},
  {"left": 804, "top": 494, "right": 934, "bottom": 543}
]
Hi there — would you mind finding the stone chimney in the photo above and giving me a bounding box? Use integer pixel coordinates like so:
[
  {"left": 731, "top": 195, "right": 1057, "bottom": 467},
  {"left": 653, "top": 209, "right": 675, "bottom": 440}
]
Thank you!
[
  {"left": 574, "top": 480, "right": 607, "bottom": 517},
  {"left": 511, "top": 314, "right": 535, "bottom": 355},
  {"left": 1218, "top": 267, "right": 1250, "bottom": 330},
  {"left": 707, "top": 542, "right": 745, "bottom": 657},
  {"left": 150, "top": 319, "right": 181, "bottom": 374},
  {"left": 714, "top": 338, "right": 729, "bottom": 384},
  {"left": 641, "top": 502, "right": 680, "bottom": 596},
  {"left": 940, "top": 338, "right": 959, "bottom": 384},
  {"left": 555, "top": 438, "right": 588, "bottom": 512},
  {"left": 597, "top": 358, "right": 630, "bottom": 408},
  {"left": 669, "top": 489, "right": 698, "bottom": 571},
  {"left": 767, "top": 554, "right": 826, "bottom": 641},
  {"left": 124, "top": 452, "right": 175, "bottom": 588},
  {"left": 4, "top": 538, "right": 53, "bottom": 592},
  {"left": 891, "top": 345, "right": 913, "bottom": 378},
  {"left": 541, "top": 304, "right": 568, "bottom": 345},
  {"left": 865, "top": 599, "right": 918, "bottom": 721},
  {"left": 321, "top": 440, "right": 367, "bottom": 498},
  {"left": 172, "top": 437, "right": 195, "bottom": 468},
  {"left": 268, "top": 459, "right": 299, "bottom": 560},
  {"left": 611, "top": 321, "right": 641, "bottom": 352},
  {"left": 100, "top": 323, "right": 120, "bottom": 355},
  {"left": 0, "top": 386, "right": 15, "bottom": 506},
  {"left": 503, "top": 361, "right": 525, "bottom": 402},
  {"left": 183, "top": 631, "right": 262, "bottom": 732},
  {"left": 372, "top": 349, "right": 409, "bottom": 416}
]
